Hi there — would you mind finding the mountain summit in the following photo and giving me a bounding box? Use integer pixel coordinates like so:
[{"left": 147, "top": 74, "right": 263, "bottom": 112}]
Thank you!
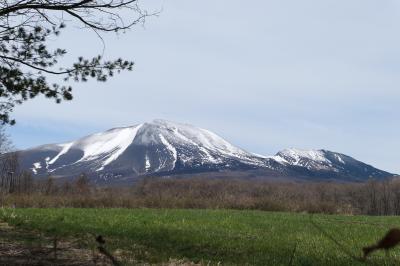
[{"left": 17, "top": 119, "right": 394, "bottom": 183}]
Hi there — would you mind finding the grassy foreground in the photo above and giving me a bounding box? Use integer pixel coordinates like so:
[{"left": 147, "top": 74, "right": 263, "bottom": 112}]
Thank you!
[{"left": 1, "top": 208, "right": 400, "bottom": 265}]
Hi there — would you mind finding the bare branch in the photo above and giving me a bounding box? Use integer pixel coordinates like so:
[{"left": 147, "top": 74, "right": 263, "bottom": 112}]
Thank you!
[{"left": 0, "top": 0, "right": 153, "bottom": 124}]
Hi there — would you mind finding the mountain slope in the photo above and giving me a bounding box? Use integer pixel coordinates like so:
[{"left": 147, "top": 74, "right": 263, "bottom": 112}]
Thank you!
[
  {"left": 16, "top": 120, "right": 395, "bottom": 182},
  {"left": 270, "top": 148, "right": 393, "bottom": 180},
  {"left": 21, "top": 120, "right": 273, "bottom": 179}
]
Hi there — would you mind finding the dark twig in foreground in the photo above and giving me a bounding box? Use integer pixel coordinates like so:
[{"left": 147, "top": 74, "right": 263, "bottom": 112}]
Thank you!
[
  {"left": 288, "top": 242, "right": 297, "bottom": 266},
  {"left": 95, "top": 235, "right": 120, "bottom": 266}
]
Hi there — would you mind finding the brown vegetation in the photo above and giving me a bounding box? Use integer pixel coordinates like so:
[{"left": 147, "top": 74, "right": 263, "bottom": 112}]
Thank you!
[{"left": 1, "top": 174, "right": 400, "bottom": 216}]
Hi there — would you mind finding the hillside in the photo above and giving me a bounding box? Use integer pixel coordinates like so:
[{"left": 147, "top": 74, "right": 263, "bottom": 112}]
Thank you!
[{"left": 15, "top": 119, "right": 395, "bottom": 183}]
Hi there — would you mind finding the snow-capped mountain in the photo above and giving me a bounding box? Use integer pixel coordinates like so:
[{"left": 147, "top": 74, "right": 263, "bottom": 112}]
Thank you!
[
  {"left": 270, "top": 148, "right": 393, "bottom": 180},
  {"left": 16, "top": 120, "right": 395, "bottom": 183}
]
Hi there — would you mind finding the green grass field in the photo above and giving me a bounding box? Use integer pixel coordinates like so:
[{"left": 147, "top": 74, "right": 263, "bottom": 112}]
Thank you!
[{"left": 1, "top": 208, "right": 400, "bottom": 265}]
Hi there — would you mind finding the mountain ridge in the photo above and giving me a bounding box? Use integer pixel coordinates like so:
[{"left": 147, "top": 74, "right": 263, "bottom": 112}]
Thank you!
[{"left": 15, "top": 119, "right": 395, "bottom": 183}]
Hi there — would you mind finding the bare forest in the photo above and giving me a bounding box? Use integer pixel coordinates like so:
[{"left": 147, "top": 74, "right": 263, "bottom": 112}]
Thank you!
[{"left": 1, "top": 169, "right": 400, "bottom": 216}]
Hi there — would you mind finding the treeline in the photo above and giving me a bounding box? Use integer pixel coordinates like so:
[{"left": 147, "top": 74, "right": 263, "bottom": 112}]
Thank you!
[
  {"left": 132, "top": 177, "right": 400, "bottom": 215},
  {"left": 1, "top": 173, "right": 400, "bottom": 216},
  {"left": 0, "top": 152, "right": 34, "bottom": 194}
]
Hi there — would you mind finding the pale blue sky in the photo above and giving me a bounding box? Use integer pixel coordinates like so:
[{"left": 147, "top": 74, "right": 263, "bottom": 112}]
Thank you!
[{"left": 7, "top": 0, "right": 400, "bottom": 173}]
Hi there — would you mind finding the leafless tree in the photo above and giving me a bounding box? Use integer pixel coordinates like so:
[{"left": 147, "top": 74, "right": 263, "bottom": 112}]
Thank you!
[
  {"left": 74, "top": 173, "right": 90, "bottom": 194},
  {"left": 43, "top": 175, "right": 56, "bottom": 195},
  {"left": 19, "top": 171, "right": 34, "bottom": 194},
  {"left": 0, "top": 125, "right": 12, "bottom": 153},
  {"left": 0, "top": 126, "right": 19, "bottom": 193}
]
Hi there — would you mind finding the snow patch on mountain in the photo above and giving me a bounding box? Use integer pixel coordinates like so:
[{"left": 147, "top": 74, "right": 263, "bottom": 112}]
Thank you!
[
  {"left": 272, "top": 148, "right": 337, "bottom": 171},
  {"left": 145, "top": 153, "right": 151, "bottom": 172},
  {"left": 268, "top": 155, "right": 289, "bottom": 164},
  {"left": 31, "top": 162, "right": 42, "bottom": 174},
  {"left": 45, "top": 157, "right": 50, "bottom": 170},
  {"left": 76, "top": 125, "right": 143, "bottom": 166},
  {"left": 158, "top": 133, "right": 177, "bottom": 168},
  {"left": 199, "top": 128, "right": 247, "bottom": 157},
  {"left": 277, "top": 148, "right": 331, "bottom": 165},
  {"left": 49, "top": 143, "right": 73, "bottom": 165},
  {"left": 153, "top": 120, "right": 247, "bottom": 158},
  {"left": 43, "top": 124, "right": 143, "bottom": 172},
  {"left": 335, "top": 154, "right": 346, "bottom": 164}
]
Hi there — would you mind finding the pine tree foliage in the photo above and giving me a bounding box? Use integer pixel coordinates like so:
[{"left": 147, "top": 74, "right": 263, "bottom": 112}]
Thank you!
[{"left": 0, "top": 1, "right": 149, "bottom": 124}]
